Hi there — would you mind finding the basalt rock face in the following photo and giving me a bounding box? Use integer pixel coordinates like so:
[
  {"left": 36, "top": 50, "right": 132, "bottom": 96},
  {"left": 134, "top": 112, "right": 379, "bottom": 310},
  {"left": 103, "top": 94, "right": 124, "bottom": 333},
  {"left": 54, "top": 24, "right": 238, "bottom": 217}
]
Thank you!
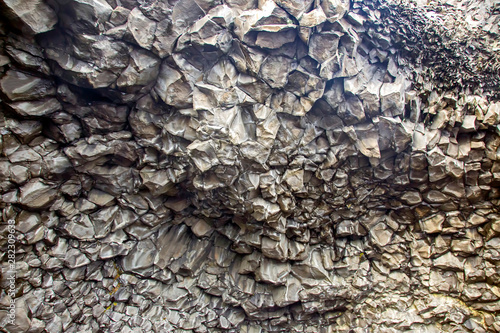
[{"left": 1, "top": 0, "right": 500, "bottom": 332}]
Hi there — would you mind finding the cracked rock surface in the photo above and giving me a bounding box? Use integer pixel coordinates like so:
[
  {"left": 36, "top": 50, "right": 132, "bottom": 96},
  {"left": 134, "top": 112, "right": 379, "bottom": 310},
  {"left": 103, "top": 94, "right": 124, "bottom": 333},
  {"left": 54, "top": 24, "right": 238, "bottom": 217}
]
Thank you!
[{"left": 1, "top": 0, "right": 500, "bottom": 332}]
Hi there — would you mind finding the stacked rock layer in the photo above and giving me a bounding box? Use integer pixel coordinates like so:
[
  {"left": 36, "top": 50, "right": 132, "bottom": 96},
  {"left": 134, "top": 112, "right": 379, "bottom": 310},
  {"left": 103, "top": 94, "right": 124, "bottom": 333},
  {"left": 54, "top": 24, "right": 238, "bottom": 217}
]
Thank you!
[{"left": 1, "top": 0, "right": 500, "bottom": 332}]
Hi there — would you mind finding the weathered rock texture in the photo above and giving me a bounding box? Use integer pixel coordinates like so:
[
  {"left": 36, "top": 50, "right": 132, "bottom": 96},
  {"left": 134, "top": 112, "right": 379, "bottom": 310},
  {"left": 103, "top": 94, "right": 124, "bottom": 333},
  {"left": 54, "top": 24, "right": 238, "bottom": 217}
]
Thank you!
[{"left": 1, "top": 0, "right": 500, "bottom": 332}]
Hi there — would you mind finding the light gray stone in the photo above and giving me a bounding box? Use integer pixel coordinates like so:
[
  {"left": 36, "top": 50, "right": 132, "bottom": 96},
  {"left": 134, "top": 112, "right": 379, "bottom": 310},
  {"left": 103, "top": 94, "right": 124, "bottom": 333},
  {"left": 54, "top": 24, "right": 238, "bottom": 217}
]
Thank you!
[
  {"left": 8, "top": 98, "right": 61, "bottom": 117},
  {"left": 127, "top": 8, "right": 157, "bottom": 50},
  {"left": 2, "top": 0, "right": 57, "bottom": 34},
  {"left": 154, "top": 62, "right": 193, "bottom": 108},
  {"left": 121, "top": 239, "right": 157, "bottom": 272},
  {"left": 420, "top": 213, "right": 445, "bottom": 234},
  {"left": 0, "top": 70, "right": 55, "bottom": 101},
  {"left": 259, "top": 56, "right": 293, "bottom": 89},
  {"left": 321, "top": 0, "right": 350, "bottom": 22},
  {"left": 19, "top": 179, "right": 57, "bottom": 208}
]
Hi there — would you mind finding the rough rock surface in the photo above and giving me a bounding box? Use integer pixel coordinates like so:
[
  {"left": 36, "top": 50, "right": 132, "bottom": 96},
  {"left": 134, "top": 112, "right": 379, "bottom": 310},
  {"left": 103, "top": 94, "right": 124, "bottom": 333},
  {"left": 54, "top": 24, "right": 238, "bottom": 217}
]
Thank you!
[{"left": 1, "top": 0, "right": 500, "bottom": 332}]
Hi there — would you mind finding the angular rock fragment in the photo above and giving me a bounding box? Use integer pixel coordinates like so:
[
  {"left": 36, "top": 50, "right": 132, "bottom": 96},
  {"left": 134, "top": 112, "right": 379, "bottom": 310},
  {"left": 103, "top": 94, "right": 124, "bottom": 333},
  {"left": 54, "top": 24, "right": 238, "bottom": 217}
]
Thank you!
[
  {"left": 483, "top": 102, "right": 500, "bottom": 126},
  {"left": 400, "top": 191, "right": 422, "bottom": 205},
  {"left": 321, "top": 0, "right": 349, "bottom": 22},
  {"left": 285, "top": 68, "right": 326, "bottom": 106},
  {"left": 262, "top": 234, "right": 288, "bottom": 261},
  {"left": 187, "top": 140, "right": 220, "bottom": 172},
  {"left": 155, "top": 225, "right": 191, "bottom": 269},
  {"left": 255, "top": 29, "right": 296, "bottom": 49},
  {"left": 433, "top": 252, "right": 465, "bottom": 271},
  {"left": 251, "top": 198, "right": 281, "bottom": 222},
  {"left": 87, "top": 189, "right": 115, "bottom": 207},
  {"left": 423, "top": 190, "right": 450, "bottom": 204},
  {"left": 191, "top": 219, "right": 214, "bottom": 238},
  {"left": 380, "top": 81, "right": 405, "bottom": 116},
  {"left": 338, "top": 95, "right": 365, "bottom": 125},
  {"left": 8, "top": 98, "right": 61, "bottom": 117},
  {"left": 420, "top": 213, "right": 445, "bottom": 234},
  {"left": 275, "top": 0, "right": 314, "bottom": 19},
  {"left": 282, "top": 169, "right": 304, "bottom": 192},
  {"left": 110, "top": 6, "right": 130, "bottom": 26},
  {"left": 255, "top": 258, "right": 290, "bottom": 285},
  {"left": 140, "top": 168, "right": 175, "bottom": 196},
  {"left": 173, "top": 0, "right": 205, "bottom": 28},
  {"left": 370, "top": 223, "right": 393, "bottom": 247},
  {"left": 126, "top": 9, "right": 156, "bottom": 50},
  {"left": 117, "top": 49, "right": 160, "bottom": 90},
  {"left": 309, "top": 33, "right": 342, "bottom": 63},
  {"left": 336, "top": 220, "right": 367, "bottom": 237},
  {"left": 59, "top": 0, "right": 113, "bottom": 34},
  {"left": 352, "top": 123, "right": 381, "bottom": 159},
  {"left": 19, "top": 179, "right": 57, "bottom": 208},
  {"left": 0, "top": 70, "right": 55, "bottom": 101},
  {"left": 378, "top": 117, "right": 413, "bottom": 153},
  {"left": 154, "top": 62, "right": 193, "bottom": 108},
  {"left": 8, "top": 146, "right": 41, "bottom": 163},
  {"left": 64, "top": 248, "right": 91, "bottom": 269},
  {"left": 292, "top": 249, "right": 330, "bottom": 283},
  {"left": 230, "top": 43, "right": 266, "bottom": 76},
  {"left": 6, "top": 119, "right": 42, "bottom": 143},
  {"left": 299, "top": 6, "right": 327, "bottom": 27},
  {"left": 62, "top": 215, "right": 95, "bottom": 241},
  {"left": 15, "top": 211, "right": 41, "bottom": 233},
  {"left": 2, "top": 0, "right": 57, "bottom": 34},
  {"left": 121, "top": 239, "right": 157, "bottom": 272},
  {"left": 259, "top": 56, "right": 293, "bottom": 89}
]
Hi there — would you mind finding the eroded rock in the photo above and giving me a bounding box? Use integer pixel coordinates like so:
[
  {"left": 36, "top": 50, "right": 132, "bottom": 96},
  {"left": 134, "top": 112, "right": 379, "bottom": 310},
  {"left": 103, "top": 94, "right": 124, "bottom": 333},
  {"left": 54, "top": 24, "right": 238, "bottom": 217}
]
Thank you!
[
  {"left": 0, "top": 0, "right": 499, "bottom": 332},
  {"left": 2, "top": 0, "right": 57, "bottom": 34}
]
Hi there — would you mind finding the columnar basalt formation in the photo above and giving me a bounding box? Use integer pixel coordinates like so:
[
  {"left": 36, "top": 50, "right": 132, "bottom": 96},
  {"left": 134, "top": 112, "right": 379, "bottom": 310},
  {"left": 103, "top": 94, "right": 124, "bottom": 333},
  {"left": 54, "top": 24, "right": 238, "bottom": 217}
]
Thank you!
[{"left": 1, "top": 0, "right": 500, "bottom": 332}]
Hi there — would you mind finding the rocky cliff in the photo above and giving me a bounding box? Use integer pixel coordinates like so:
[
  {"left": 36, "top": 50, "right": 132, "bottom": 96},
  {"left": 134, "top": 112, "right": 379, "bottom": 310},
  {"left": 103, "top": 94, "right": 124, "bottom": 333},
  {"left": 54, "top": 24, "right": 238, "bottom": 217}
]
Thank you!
[{"left": 1, "top": 0, "right": 500, "bottom": 332}]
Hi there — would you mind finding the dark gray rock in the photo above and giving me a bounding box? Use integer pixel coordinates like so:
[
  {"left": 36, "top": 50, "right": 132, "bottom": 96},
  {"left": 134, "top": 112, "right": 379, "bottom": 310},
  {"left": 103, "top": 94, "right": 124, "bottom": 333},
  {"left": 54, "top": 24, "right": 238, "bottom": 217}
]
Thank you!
[
  {"left": 308, "top": 33, "right": 342, "bottom": 63},
  {"left": 1, "top": 0, "right": 499, "bottom": 332}
]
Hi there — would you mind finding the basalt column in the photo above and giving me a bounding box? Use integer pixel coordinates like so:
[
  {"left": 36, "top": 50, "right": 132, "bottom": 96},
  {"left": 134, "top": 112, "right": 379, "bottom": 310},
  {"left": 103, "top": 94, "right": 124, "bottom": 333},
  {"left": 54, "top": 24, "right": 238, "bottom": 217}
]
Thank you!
[{"left": 1, "top": 0, "right": 500, "bottom": 332}]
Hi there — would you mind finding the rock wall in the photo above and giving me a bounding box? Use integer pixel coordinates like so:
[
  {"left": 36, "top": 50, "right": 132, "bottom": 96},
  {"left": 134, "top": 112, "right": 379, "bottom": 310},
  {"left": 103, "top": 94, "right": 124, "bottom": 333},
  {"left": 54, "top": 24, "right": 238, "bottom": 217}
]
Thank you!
[{"left": 1, "top": 0, "right": 500, "bottom": 332}]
